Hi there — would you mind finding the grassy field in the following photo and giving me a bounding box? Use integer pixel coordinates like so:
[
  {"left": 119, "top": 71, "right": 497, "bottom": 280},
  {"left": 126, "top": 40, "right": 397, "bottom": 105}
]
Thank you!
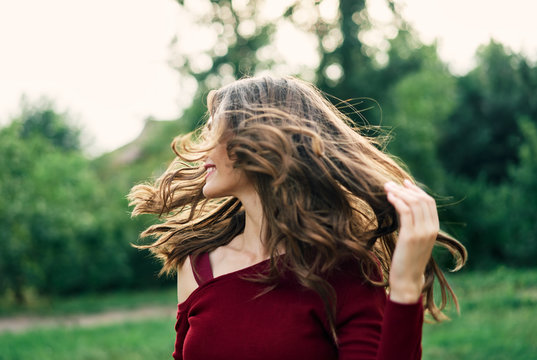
[
  {"left": 0, "top": 268, "right": 536, "bottom": 359},
  {"left": 422, "top": 267, "right": 537, "bottom": 359},
  {"left": 0, "top": 318, "right": 176, "bottom": 360},
  {"left": 0, "top": 287, "right": 177, "bottom": 317}
]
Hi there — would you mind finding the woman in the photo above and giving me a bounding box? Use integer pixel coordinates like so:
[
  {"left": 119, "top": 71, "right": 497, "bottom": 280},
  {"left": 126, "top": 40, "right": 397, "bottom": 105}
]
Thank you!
[{"left": 129, "top": 76, "right": 466, "bottom": 360}]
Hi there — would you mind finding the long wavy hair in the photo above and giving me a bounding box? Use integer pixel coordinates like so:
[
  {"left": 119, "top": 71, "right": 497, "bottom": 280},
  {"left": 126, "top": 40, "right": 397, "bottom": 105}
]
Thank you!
[{"left": 128, "top": 75, "right": 466, "bottom": 343}]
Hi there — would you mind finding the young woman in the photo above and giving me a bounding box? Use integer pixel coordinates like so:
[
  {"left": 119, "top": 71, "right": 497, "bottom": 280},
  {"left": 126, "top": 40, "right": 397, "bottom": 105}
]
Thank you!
[{"left": 129, "top": 76, "right": 466, "bottom": 360}]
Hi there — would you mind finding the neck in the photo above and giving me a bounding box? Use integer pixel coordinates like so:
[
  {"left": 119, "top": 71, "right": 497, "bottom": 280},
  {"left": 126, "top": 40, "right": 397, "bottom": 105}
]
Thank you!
[{"left": 235, "top": 188, "right": 268, "bottom": 260}]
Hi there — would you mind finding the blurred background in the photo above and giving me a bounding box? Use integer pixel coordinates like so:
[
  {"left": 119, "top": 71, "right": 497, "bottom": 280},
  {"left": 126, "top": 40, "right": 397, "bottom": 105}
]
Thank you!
[{"left": 0, "top": 0, "right": 536, "bottom": 359}]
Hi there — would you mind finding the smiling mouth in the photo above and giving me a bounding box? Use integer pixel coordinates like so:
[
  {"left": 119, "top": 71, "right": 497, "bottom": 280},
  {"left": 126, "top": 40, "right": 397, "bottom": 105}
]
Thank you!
[{"left": 204, "top": 164, "right": 216, "bottom": 177}]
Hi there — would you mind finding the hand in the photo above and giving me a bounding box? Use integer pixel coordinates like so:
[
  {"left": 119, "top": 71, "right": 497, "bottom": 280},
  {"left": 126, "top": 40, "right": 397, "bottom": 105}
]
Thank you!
[{"left": 384, "top": 179, "right": 439, "bottom": 303}]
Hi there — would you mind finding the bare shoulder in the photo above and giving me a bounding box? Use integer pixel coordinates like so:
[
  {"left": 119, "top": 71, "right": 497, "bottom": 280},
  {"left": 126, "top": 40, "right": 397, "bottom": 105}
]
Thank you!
[{"left": 177, "top": 256, "right": 199, "bottom": 304}]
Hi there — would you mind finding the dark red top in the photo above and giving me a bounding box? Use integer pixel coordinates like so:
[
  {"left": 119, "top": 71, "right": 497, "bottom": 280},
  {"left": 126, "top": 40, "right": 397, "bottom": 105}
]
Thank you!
[{"left": 173, "top": 253, "right": 423, "bottom": 360}]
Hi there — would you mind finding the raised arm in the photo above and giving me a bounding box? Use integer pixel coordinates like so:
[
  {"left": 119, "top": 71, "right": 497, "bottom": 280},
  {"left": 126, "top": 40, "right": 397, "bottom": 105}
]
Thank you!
[
  {"left": 337, "top": 179, "right": 436, "bottom": 359},
  {"left": 384, "top": 179, "right": 438, "bottom": 304}
]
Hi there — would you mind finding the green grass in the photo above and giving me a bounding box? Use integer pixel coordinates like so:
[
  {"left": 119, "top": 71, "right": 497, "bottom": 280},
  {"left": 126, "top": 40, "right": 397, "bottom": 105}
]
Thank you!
[
  {"left": 1, "top": 268, "right": 536, "bottom": 359},
  {"left": 0, "top": 287, "right": 177, "bottom": 317},
  {"left": 0, "top": 317, "right": 176, "bottom": 360},
  {"left": 422, "top": 267, "right": 537, "bottom": 359}
]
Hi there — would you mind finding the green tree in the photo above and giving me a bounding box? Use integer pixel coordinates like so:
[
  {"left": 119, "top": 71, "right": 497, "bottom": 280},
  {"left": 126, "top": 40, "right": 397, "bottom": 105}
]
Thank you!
[
  {"left": 439, "top": 41, "right": 537, "bottom": 182},
  {"left": 0, "top": 104, "right": 139, "bottom": 302},
  {"left": 441, "top": 118, "right": 537, "bottom": 267},
  {"left": 499, "top": 118, "right": 537, "bottom": 265},
  {"left": 315, "top": 0, "right": 372, "bottom": 95},
  {"left": 384, "top": 45, "right": 457, "bottom": 188},
  {"left": 431, "top": 41, "right": 537, "bottom": 267},
  {"left": 171, "top": 0, "right": 412, "bottom": 130},
  {"left": 314, "top": 3, "right": 436, "bottom": 129},
  {"left": 171, "top": 0, "right": 279, "bottom": 131},
  {"left": 17, "top": 96, "right": 82, "bottom": 151}
]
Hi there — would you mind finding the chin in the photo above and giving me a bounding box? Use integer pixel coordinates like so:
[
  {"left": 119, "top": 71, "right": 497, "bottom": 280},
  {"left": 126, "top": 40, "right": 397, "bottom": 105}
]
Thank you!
[
  {"left": 202, "top": 187, "right": 215, "bottom": 199},
  {"left": 202, "top": 185, "right": 226, "bottom": 199}
]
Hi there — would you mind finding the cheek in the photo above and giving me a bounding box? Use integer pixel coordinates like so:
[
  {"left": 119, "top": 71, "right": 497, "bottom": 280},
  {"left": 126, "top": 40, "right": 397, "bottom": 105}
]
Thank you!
[
  {"left": 221, "top": 160, "right": 236, "bottom": 173},
  {"left": 235, "top": 169, "right": 254, "bottom": 189},
  {"left": 223, "top": 167, "right": 245, "bottom": 186}
]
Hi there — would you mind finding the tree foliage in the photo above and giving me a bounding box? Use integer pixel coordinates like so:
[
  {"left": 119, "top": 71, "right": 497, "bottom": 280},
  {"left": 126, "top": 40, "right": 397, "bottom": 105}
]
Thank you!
[
  {"left": 383, "top": 45, "right": 456, "bottom": 188},
  {"left": 439, "top": 41, "right": 537, "bottom": 183},
  {"left": 0, "top": 103, "right": 168, "bottom": 304},
  {"left": 16, "top": 96, "right": 82, "bottom": 152},
  {"left": 499, "top": 118, "right": 537, "bottom": 265}
]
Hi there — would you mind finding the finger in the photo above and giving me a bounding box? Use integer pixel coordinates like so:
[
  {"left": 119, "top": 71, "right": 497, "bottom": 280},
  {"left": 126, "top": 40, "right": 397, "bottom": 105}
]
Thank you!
[
  {"left": 385, "top": 182, "right": 426, "bottom": 226},
  {"left": 402, "top": 180, "right": 437, "bottom": 214},
  {"left": 402, "top": 179, "right": 427, "bottom": 195},
  {"left": 399, "top": 181, "right": 437, "bottom": 225},
  {"left": 403, "top": 181, "right": 433, "bottom": 228},
  {"left": 386, "top": 191, "right": 414, "bottom": 229},
  {"left": 403, "top": 180, "right": 439, "bottom": 229}
]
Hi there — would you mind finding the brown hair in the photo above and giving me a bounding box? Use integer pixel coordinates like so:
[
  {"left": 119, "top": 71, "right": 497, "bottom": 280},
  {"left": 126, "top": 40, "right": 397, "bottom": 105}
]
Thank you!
[{"left": 128, "top": 75, "right": 466, "bottom": 343}]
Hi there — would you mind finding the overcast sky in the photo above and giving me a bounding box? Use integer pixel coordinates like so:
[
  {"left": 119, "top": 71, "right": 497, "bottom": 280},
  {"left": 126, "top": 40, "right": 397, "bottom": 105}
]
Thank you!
[{"left": 1, "top": 0, "right": 536, "bottom": 156}]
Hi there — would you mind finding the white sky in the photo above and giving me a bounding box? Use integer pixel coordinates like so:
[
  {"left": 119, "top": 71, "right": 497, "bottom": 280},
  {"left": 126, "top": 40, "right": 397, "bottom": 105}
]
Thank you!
[{"left": 1, "top": 0, "right": 536, "bottom": 156}]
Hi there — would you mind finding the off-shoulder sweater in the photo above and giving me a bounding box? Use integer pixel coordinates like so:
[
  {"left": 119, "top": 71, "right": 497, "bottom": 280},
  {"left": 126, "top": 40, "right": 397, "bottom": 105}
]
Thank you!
[{"left": 173, "top": 253, "right": 423, "bottom": 359}]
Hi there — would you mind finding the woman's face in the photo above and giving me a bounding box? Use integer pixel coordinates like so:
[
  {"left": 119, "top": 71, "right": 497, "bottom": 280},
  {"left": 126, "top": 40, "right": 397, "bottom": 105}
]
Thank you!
[{"left": 202, "top": 117, "right": 254, "bottom": 199}]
